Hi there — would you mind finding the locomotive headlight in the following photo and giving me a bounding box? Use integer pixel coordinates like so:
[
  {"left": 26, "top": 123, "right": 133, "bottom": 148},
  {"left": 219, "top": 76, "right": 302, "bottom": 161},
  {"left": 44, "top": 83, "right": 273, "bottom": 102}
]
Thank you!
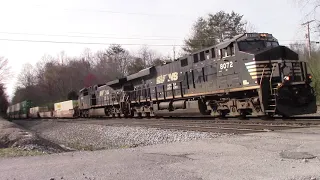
[
  {"left": 284, "top": 76, "right": 290, "bottom": 81},
  {"left": 306, "top": 73, "right": 312, "bottom": 83}
]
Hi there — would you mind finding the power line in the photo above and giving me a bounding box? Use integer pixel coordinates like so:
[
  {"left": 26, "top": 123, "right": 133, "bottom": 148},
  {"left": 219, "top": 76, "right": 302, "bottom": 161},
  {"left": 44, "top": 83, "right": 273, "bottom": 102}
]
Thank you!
[
  {"left": 0, "top": 31, "right": 309, "bottom": 43},
  {"left": 0, "top": 38, "right": 187, "bottom": 47},
  {"left": 0, "top": 37, "right": 307, "bottom": 47},
  {"left": 301, "top": 0, "right": 312, "bottom": 10},
  {"left": 0, "top": 32, "right": 184, "bottom": 41},
  {"left": 21, "top": 4, "right": 190, "bottom": 17}
]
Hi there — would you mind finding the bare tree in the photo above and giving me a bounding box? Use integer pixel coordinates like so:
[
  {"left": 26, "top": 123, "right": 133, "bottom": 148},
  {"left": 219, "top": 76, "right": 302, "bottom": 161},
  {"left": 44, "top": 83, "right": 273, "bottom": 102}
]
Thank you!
[
  {"left": 105, "top": 44, "right": 131, "bottom": 77},
  {"left": 0, "top": 57, "right": 10, "bottom": 83},
  {"left": 17, "top": 63, "right": 37, "bottom": 88},
  {"left": 136, "top": 45, "right": 165, "bottom": 66},
  {"left": 81, "top": 48, "right": 94, "bottom": 65},
  {"left": 57, "top": 51, "right": 67, "bottom": 65},
  {"left": 244, "top": 21, "right": 257, "bottom": 33},
  {"left": 12, "top": 44, "right": 170, "bottom": 107},
  {"left": 0, "top": 83, "right": 9, "bottom": 116}
]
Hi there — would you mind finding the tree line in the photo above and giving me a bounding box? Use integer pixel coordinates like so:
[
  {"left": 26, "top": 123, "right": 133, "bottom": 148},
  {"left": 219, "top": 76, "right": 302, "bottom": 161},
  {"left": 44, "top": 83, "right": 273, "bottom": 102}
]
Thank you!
[
  {"left": 0, "top": 57, "right": 10, "bottom": 117},
  {"left": 9, "top": 11, "right": 248, "bottom": 109},
  {"left": 12, "top": 45, "right": 170, "bottom": 108}
]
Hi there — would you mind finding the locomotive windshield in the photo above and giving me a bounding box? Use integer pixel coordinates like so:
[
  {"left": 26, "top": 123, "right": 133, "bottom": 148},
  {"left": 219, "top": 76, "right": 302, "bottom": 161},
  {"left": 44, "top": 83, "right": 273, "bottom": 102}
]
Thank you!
[{"left": 238, "top": 40, "right": 279, "bottom": 52}]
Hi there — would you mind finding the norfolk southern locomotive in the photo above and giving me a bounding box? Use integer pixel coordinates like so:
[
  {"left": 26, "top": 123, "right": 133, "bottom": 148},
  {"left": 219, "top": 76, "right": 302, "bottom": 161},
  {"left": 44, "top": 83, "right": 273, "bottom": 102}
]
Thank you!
[
  {"left": 7, "top": 33, "right": 317, "bottom": 119},
  {"left": 77, "top": 33, "right": 316, "bottom": 118}
]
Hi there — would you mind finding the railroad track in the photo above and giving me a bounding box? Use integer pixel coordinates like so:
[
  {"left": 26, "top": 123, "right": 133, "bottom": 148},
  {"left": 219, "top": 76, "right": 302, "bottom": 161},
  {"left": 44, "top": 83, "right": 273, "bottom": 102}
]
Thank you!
[{"left": 50, "top": 117, "right": 320, "bottom": 134}]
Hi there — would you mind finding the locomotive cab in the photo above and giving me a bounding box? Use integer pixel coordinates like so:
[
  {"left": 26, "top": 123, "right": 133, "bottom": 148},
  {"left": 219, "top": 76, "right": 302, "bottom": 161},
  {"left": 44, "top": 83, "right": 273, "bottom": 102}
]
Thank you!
[{"left": 237, "top": 33, "right": 316, "bottom": 116}]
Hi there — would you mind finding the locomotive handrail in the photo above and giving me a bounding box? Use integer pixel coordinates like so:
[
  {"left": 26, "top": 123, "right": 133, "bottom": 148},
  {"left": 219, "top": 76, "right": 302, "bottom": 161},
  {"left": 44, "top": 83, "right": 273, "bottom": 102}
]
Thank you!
[
  {"left": 269, "top": 63, "right": 277, "bottom": 94},
  {"left": 259, "top": 65, "right": 268, "bottom": 85}
]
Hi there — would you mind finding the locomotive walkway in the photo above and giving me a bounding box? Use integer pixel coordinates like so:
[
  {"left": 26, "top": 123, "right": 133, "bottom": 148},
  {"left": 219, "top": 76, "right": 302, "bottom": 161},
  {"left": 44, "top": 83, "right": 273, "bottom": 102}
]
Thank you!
[{"left": 1, "top": 126, "right": 320, "bottom": 180}]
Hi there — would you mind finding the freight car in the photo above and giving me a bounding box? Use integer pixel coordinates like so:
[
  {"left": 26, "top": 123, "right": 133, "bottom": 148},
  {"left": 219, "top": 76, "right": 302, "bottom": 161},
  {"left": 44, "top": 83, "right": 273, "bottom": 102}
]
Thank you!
[
  {"left": 53, "top": 100, "right": 78, "bottom": 118},
  {"left": 78, "top": 33, "right": 317, "bottom": 118},
  {"left": 7, "top": 100, "right": 78, "bottom": 119},
  {"left": 29, "top": 106, "right": 49, "bottom": 118},
  {"left": 7, "top": 100, "right": 33, "bottom": 119}
]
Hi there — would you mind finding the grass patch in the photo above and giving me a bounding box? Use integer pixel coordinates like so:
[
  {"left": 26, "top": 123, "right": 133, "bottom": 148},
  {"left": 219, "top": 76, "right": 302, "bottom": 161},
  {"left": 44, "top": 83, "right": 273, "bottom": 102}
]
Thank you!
[
  {"left": 67, "top": 141, "right": 96, "bottom": 151},
  {"left": 0, "top": 148, "right": 46, "bottom": 158}
]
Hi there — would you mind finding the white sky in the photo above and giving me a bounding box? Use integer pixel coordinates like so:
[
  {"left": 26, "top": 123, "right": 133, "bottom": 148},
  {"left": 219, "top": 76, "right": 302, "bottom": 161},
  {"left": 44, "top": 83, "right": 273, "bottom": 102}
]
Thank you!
[{"left": 0, "top": 0, "right": 318, "bottom": 99}]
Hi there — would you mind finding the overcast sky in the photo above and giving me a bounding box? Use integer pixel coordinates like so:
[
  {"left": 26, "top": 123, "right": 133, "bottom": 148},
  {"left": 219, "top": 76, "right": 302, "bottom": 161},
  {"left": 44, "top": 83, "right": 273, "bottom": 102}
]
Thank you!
[{"left": 0, "top": 0, "right": 317, "bottom": 99}]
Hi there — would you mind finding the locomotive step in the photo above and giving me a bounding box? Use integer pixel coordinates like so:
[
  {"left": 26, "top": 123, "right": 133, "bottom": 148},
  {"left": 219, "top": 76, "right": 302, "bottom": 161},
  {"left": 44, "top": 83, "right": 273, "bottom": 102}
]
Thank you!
[{"left": 265, "top": 110, "right": 276, "bottom": 113}]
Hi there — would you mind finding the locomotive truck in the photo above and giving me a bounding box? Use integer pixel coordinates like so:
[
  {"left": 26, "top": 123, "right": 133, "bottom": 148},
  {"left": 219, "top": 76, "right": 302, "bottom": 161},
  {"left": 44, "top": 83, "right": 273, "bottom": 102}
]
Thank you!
[{"left": 7, "top": 33, "right": 317, "bottom": 119}]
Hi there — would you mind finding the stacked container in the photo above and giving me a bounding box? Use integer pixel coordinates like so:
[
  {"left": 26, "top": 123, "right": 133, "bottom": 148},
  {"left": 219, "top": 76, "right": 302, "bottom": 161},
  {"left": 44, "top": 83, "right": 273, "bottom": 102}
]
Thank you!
[
  {"left": 29, "top": 106, "right": 49, "bottom": 118},
  {"left": 53, "top": 100, "right": 78, "bottom": 118}
]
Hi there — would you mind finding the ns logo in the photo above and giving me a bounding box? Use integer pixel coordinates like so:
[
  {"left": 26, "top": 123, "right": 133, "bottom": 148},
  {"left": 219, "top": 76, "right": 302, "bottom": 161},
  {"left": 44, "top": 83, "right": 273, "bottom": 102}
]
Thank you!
[{"left": 156, "top": 72, "right": 179, "bottom": 84}]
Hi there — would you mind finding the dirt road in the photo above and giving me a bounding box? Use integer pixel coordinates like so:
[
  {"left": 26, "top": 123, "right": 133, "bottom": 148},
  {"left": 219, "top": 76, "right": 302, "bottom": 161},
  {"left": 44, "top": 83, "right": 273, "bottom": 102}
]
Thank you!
[{"left": 1, "top": 127, "right": 320, "bottom": 180}]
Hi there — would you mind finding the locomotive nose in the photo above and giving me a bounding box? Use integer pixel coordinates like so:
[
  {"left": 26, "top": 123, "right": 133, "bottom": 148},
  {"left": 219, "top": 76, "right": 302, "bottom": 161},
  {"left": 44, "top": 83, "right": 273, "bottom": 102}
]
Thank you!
[{"left": 254, "top": 46, "right": 299, "bottom": 61}]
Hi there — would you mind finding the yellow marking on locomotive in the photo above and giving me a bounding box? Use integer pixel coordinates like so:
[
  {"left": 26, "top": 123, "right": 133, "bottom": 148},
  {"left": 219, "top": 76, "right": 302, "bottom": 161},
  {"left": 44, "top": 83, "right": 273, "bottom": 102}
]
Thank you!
[{"left": 156, "top": 72, "right": 179, "bottom": 84}]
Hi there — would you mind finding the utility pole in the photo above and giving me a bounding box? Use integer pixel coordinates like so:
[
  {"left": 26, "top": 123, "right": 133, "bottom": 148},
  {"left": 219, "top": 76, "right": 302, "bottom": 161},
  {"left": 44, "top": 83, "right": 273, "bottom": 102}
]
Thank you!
[{"left": 302, "top": 20, "right": 315, "bottom": 58}]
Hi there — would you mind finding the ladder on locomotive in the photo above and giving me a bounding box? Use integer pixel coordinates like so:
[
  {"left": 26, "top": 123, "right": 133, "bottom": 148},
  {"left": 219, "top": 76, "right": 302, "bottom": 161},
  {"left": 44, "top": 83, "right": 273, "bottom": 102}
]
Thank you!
[
  {"left": 120, "top": 93, "right": 131, "bottom": 116},
  {"left": 266, "top": 63, "right": 278, "bottom": 114}
]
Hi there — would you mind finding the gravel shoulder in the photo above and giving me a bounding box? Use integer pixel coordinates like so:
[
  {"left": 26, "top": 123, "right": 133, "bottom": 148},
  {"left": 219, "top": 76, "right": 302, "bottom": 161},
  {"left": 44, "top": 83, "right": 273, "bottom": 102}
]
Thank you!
[
  {"left": 0, "top": 118, "right": 67, "bottom": 157},
  {"left": 1, "top": 127, "right": 320, "bottom": 180},
  {"left": 14, "top": 120, "right": 231, "bottom": 151}
]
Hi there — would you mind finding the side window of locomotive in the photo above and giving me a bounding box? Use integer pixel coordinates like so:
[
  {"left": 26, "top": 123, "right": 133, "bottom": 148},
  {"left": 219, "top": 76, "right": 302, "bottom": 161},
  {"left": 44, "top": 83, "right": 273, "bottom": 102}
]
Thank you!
[
  {"left": 226, "top": 44, "right": 235, "bottom": 56},
  {"left": 193, "top": 54, "right": 199, "bottom": 63},
  {"left": 211, "top": 48, "right": 216, "bottom": 59},
  {"left": 227, "top": 47, "right": 231, "bottom": 56},
  {"left": 228, "top": 43, "right": 235, "bottom": 56},
  {"left": 180, "top": 58, "right": 188, "bottom": 67},
  {"left": 200, "top": 51, "right": 205, "bottom": 61},
  {"left": 222, "top": 48, "right": 227, "bottom": 58},
  {"left": 272, "top": 41, "right": 279, "bottom": 47},
  {"left": 266, "top": 41, "right": 279, "bottom": 48},
  {"left": 205, "top": 50, "right": 210, "bottom": 60},
  {"left": 219, "top": 49, "right": 223, "bottom": 59},
  {"left": 83, "top": 90, "right": 88, "bottom": 96}
]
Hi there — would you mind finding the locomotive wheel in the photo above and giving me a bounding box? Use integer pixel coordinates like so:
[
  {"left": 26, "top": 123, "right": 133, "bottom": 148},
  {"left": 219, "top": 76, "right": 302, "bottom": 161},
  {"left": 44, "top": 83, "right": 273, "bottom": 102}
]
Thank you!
[
  {"left": 238, "top": 110, "right": 249, "bottom": 120},
  {"left": 261, "top": 114, "right": 275, "bottom": 121},
  {"left": 137, "top": 112, "right": 142, "bottom": 119},
  {"left": 218, "top": 110, "right": 228, "bottom": 119}
]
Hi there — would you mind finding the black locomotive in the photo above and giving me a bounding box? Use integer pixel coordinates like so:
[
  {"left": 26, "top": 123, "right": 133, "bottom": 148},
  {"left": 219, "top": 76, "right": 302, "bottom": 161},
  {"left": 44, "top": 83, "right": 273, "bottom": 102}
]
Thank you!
[{"left": 78, "top": 33, "right": 317, "bottom": 118}]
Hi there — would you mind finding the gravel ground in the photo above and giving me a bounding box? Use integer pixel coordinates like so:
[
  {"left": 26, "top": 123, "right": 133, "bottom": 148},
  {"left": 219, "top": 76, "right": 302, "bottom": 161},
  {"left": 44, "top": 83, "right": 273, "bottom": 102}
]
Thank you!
[
  {"left": 0, "top": 119, "right": 66, "bottom": 156},
  {"left": 1, "top": 127, "right": 320, "bottom": 180},
  {"left": 16, "top": 120, "right": 231, "bottom": 151}
]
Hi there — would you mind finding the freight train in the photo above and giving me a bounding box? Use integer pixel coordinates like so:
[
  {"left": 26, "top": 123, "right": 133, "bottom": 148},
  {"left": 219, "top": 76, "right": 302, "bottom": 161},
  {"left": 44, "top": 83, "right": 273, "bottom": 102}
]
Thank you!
[
  {"left": 7, "top": 100, "right": 78, "bottom": 119},
  {"left": 7, "top": 33, "right": 317, "bottom": 120}
]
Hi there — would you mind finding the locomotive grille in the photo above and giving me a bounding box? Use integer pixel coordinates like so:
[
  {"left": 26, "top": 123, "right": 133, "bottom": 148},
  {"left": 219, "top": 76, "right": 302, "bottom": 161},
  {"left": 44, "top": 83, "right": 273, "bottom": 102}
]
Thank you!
[{"left": 245, "top": 60, "right": 303, "bottom": 82}]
